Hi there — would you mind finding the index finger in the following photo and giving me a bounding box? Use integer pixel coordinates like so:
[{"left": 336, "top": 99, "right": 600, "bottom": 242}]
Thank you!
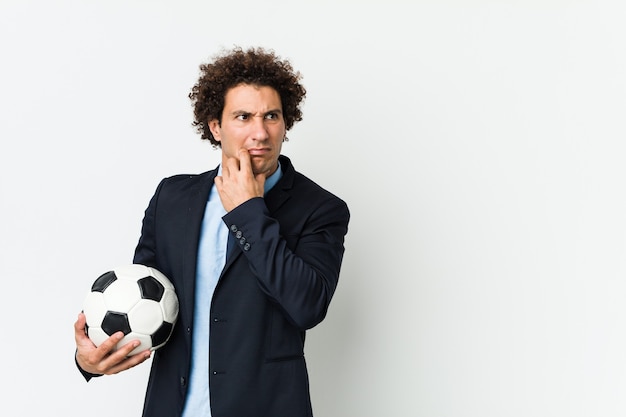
[{"left": 237, "top": 148, "right": 252, "bottom": 173}]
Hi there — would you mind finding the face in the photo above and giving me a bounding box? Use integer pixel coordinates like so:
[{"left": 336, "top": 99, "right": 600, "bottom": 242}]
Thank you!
[{"left": 209, "top": 84, "right": 286, "bottom": 177}]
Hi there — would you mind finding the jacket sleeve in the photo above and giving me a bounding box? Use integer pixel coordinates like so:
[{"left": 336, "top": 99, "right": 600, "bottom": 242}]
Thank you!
[
  {"left": 132, "top": 179, "right": 164, "bottom": 268},
  {"left": 76, "top": 352, "right": 102, "bottom": 381},
  {"left": 222, "top": 195, "right": 350, "bottom": 330}
]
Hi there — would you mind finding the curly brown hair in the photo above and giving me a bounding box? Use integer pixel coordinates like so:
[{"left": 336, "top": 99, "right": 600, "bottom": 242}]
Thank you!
[{"left": 189, "top": 46, "right": 306, "bottom": 147}]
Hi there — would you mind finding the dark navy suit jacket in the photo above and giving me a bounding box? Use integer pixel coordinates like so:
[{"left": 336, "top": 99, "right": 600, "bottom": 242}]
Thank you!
[{"left": 131, "top": 155, "right": 349, "bottom": 417}]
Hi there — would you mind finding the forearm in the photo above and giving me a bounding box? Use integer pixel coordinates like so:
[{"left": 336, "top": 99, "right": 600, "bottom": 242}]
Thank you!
[{"left": 223, "top": 197, "right": 349, "bottom": 329}]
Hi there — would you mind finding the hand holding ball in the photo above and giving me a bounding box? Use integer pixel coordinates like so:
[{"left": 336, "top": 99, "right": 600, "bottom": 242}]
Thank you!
[{"left": 82, "top": 264, "right": 179, "bottom": 356}]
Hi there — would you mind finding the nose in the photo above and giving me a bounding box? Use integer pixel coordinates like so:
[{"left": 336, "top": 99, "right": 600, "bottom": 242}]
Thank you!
[{"left": 250, "top": 116, "right": 270, "bottom": 141}]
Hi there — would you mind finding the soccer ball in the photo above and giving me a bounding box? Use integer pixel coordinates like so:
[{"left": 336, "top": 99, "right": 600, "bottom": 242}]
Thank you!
[{"left": 82, "top": 264, "right": 179, "bottom": 356}]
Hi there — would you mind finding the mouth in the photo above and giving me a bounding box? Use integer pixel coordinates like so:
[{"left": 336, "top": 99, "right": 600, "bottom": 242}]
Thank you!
[{"left": 247, "top": 148, "right": 270, "bottom": 156}]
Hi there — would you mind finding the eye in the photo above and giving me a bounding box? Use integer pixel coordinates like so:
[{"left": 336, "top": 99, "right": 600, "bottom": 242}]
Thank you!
[
  {"left": 265, "top": 112, "right": 280, "bottom": 120},
  {"left": 236, "top": 114, "right": 250, "bottom": 121}
]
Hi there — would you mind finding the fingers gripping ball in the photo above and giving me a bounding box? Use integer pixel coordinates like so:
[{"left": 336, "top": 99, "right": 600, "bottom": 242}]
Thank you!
[{"left": 82, "top": 264, "right": 179, "bottom": 356}]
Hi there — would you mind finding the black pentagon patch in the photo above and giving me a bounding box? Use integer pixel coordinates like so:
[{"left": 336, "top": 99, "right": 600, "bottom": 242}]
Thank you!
[
  {"left": 101, "top": 311, "right": 131, "bottom": 336},
  {"left": 91, "top": 271, "right": 117, "bottom": 293},
  {"left": 151, "top": 322, "right": 173, "bottom": 347},
  {"left": 138, "top": 276, "right": 164, "bottom": 301}
]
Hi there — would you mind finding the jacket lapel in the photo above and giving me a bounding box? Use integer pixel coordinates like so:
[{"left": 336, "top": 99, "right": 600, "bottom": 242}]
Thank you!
[
  {"left": 264, "top": 154, "right": 294, "bottom": 214},
  {"left": 181, "top": 169, "right": 217, "bottom": 320}
]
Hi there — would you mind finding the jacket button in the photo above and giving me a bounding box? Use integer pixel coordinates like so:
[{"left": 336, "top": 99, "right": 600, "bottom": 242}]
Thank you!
[
  {"left": 239, "top": 237, "right": 246, "bottom": 245},
  {"left": 243, "top": 243, "right": 251, "bottom": 251},
  {"left": 180, "top": 377, "right": 186, "bottom": 386},
  {"left": 230, "top": 224, "right": 238, "bottom": 232},
  {"left": 235, "top": 230, "right": 243, "bottom": 239}
]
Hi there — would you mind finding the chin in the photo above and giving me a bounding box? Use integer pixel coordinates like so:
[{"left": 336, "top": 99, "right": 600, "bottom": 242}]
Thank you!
[
  {"left": 250, "top": 164, "right": 266, "bottom": 175},
  {"left": 253, "top": 163, "right": 276, "bottom": 177}
]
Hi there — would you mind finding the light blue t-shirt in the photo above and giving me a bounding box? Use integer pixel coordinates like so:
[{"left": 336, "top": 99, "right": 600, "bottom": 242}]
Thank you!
[{"left": 182, "top": 163, "right": 282, "bottom": 417}]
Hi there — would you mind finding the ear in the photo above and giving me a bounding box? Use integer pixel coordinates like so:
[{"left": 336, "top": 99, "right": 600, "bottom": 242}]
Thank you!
[{"left": 209, "top": 119, "right": 221, "bottom": 141}]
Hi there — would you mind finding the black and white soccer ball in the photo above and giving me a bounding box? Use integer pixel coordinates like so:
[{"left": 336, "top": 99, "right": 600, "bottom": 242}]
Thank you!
[{"left": 82, "top": 264, "right": 179, "bottom": 356}]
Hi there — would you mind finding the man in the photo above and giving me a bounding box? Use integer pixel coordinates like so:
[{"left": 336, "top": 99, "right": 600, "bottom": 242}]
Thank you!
[{"left": 74, "top": 46, "right": 350, "bottom": 417}]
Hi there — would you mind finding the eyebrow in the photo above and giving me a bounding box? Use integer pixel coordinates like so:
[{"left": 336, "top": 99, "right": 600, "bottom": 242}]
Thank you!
[{"left": 230, "top": 109, "right": 283, "bottom": 117}]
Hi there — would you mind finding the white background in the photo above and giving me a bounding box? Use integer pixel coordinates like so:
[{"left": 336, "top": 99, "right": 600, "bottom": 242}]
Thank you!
[{"left": 1, "top": 1, "right": 625, "bottom": 416}]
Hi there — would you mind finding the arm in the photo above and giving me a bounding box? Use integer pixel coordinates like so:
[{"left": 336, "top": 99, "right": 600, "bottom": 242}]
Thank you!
[
  {"left": 75, "top": 181, "right": 167, "bottom": 381},
  {"left": 222, "top": 193, "right": 349, "bottom": 330},
  {"left": 215, "top": 150, "right": 350, "bottom": 329}
]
